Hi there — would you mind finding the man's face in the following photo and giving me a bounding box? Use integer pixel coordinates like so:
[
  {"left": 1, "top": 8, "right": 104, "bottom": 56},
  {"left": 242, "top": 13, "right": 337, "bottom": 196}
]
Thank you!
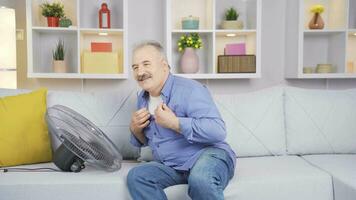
[{"left": 132, "top": 46, "right": 168, "bottom": 94}]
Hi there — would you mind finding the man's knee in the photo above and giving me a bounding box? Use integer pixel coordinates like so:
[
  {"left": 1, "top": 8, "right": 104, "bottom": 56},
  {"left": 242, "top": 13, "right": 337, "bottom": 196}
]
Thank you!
[
  {"left": 127, "top": 167, "right": 143, "bottom": 188},
  {"left": 188, "top": 173, "right": 220, "bottom": 191}
]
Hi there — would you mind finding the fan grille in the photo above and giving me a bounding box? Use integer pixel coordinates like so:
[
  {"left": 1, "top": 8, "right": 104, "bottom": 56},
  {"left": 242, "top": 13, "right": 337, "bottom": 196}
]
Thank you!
[{"left": 47, "top": 105, "right": 122, "bottom": 171}]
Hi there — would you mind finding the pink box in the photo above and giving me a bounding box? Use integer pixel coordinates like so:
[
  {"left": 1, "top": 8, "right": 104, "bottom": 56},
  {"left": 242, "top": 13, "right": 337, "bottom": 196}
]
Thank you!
[{"left": 224, "top": 43, "right": 246, "bottom": 55}]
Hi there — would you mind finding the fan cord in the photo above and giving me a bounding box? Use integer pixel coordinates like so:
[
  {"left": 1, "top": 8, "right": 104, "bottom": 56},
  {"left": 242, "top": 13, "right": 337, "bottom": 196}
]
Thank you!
[{"left": 0, "top": 167, "right": 61, "bottom": 173}]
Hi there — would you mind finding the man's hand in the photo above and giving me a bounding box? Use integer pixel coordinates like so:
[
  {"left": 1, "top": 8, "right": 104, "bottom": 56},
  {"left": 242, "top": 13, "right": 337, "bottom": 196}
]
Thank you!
[
  {"left": 155, "top": 103, "right": 180, "bottom": 133},
  {"left": 130, "top": 108, "right": 150, "bottom": 144}
]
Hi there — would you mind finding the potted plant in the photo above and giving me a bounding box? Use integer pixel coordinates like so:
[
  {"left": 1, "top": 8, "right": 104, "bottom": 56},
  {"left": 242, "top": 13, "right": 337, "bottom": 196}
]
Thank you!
[
  {"left": 309, "top": 4, "right": 325, "bottom": 29},
  {"left": 40, "top": 2, "right": 65, "bottom": 27},
  {"left": 177, "top": 33, "right": 203, "bottom": 73},
  {"left": 52, "top": 39, "right": 66, "bottom": 73},
  {"left": 221, "top": 7, "right": 243, "bottom": 29}
]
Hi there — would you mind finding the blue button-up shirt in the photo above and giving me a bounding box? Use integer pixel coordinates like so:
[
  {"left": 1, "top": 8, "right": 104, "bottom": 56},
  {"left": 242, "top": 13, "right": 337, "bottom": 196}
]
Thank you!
[{"left": 130, "top": 73, "right": 236, "bottom": 171}]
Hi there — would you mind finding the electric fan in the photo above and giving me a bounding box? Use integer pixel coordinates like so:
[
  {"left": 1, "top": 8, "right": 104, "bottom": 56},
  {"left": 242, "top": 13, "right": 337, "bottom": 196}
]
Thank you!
[{"left": 46, "top": 105, "right": 122, "bottom": 172}]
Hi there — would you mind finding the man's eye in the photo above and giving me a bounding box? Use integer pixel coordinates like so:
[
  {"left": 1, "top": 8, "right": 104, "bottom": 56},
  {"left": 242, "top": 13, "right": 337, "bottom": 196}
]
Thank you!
[{"left": 144, "top": 63, "right": 150, "bottom": 66}]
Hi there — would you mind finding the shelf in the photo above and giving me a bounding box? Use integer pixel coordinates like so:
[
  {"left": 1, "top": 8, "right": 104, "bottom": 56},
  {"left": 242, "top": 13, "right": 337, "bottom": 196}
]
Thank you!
[
  {"left": 26, "top": 0, "right": 128, "bottom": 79},
  {"left": 303, "top": 29, "right": 346, "bottom": 34},
  {"left": 285, "top": 0, "right": 355, "bottom": 79},
  {"left": 32, "top": 26, "right": 78, "bottom": 33},
  {"left": 349, "top": 0, "right": 356, "bottom": 29},
  {"left": 166, "top": 0, "right": 261, "bottom": 79},
  {"left": 175, "top": 73, "right": 260, "bottom": 79},
  {"left": 303, "top": 0, "right": 347, "bottom": 30},
  {"left": 79, "top": 0, "right": 124, "bottom": 29},
  {"left": 172, "top": 29, "right": 214, "bottom": 33},
  {"left": 170, "top": 0, "right": 214, "bottom": 30},
  {"left": 215, "top": 0, "right": 257, "bottom": 30},
  {"left": 30, "top": 0, "right": 78, "bottom": 27},
  {"left": 303, "top": 32, "right": 346, "bottom": 73},
  {"left": 31, "top": 31, "right": 78, "bottom": 73},
  {"left": 298, "top": 73, "right": 356, "bottom": 79},
  {"left": 28, "top": 73, "right": 128, "bottom": 79},
  {"left": 171, "top": 32, "right": 214, "bottom": 74}
]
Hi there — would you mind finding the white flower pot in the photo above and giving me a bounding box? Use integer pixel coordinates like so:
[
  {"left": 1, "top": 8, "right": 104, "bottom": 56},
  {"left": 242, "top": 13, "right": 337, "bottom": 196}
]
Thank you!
[
  {"left": 221, "top": 20, "right": 244, "bottom": 29},
  {"left": 53, "top": 60, "right": 67, "bottom": 73}
]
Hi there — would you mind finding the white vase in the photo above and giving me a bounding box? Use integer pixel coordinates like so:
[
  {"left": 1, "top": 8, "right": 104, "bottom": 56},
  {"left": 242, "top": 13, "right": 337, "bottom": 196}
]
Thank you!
[
  {"left": 53, "top": 60, "right": 67, "bottom": 73},
  {"left": 180, "top": 48, "right": 199, "bottom": 73}
]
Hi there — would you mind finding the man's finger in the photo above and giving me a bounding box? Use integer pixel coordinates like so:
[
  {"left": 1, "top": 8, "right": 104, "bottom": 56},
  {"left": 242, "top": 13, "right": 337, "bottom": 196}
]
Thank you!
[{"left": 136, "top": 108, "right": 148, "bottom": 115}]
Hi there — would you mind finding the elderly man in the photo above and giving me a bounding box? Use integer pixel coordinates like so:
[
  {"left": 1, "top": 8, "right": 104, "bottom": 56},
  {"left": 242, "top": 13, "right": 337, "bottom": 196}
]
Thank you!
[{"left": 127, "top": 41, "right": 236, "bottom": 200}]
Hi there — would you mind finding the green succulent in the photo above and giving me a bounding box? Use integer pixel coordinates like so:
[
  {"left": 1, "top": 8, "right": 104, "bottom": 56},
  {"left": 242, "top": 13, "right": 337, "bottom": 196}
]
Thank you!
[
  {"left": 40, "top": 2, "right": 65, "bottom": 18},
  {"left": 53, "top": 39, "right": 65, "bottom": 60},
  {"left": 225, "top": 7, "right": 239, "bottom": 21}
]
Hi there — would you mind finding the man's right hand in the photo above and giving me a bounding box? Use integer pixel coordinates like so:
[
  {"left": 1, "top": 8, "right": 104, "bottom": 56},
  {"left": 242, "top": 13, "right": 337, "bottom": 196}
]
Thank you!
[{"left": 130, "top": 108, "right": 150, "bottom": 144}]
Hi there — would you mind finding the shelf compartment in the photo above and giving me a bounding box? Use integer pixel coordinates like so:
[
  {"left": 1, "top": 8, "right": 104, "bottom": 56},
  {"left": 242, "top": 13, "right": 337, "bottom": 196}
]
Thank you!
[
  {"left": 215, "top": 31, "right": 256, "bottom": 73},
  {"left": 303, "top": 0, "right": 347, "bottom": 30},
  {"left": 79, "top": 30, "right": 124, "bottom": 74},
  {"left": 346, "top": 31, "right": 356, "bottom": 74},
  {"left": 31, "top": 30, "right": 78, "bottom": 73},
  {"left": 215, "top": 0, "right": 257, "bottom": 30},
  {"left": 303, "top": 32, "right": 346, "bottom": 74},
  {"left": 79, "top": 0, "right": 124, "bottom": 29},
  {"left": 171, "top": 32, "right": 214, "bottom": 74},
  {"left": 31, "top": 0, "right": 78, "bottom": 27},
  {"left": 349, "top": 0, "right": 356, "bottom": 29},
  {"left": 171, "top": 0, "right": 213, "bottom": 30}
]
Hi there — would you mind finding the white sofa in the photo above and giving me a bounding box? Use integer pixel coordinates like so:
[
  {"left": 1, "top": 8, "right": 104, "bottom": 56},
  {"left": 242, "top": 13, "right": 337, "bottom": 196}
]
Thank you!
[{"left": 1, "top": 86, "right": 356, "bottom": 200}]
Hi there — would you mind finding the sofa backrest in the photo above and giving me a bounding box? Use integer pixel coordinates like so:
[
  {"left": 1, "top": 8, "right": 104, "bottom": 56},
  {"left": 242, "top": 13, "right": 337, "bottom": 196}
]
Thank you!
[
  {"left": 0, "top": 88, "right": 140, "bottom": 160},
  {"left": 213, "top": 86, "right": 286, "bottom": 157},
  {"left": 47, "top": 90, "right": 139, "bottom": 159},
  {"left": 284, "top": 86, "right": 356, "bottom": 155}
]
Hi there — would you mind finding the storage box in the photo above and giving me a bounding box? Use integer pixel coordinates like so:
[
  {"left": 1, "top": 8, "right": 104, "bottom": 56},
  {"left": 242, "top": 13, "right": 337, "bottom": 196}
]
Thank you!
[
  {"left": 91, "top": 42, "right": 112, "bottom": 52},
  {"left": 81, "top": 51, "right": 123, "bottom": 74},
  {"left": 224, "top": 43, "right": 246, "bottom": 55},
  {"left": 217, "top": 55, "right": 256, "bottom": 73}
]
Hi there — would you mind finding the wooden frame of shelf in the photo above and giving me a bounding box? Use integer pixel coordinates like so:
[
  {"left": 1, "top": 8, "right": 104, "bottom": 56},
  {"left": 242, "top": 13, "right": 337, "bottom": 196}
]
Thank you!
[{"left": 26, "top": 0, "right": 128, "bottom": 79}]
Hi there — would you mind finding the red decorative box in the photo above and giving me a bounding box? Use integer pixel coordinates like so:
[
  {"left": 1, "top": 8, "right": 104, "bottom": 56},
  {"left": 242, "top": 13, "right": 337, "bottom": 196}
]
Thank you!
[{"left": 91, "top": 42, "right": 112, "bottom": 52}]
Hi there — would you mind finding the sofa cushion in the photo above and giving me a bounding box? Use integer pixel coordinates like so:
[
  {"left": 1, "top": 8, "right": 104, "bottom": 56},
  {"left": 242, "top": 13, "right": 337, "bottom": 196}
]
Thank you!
[
  {"left": 285, "top": 87, "right": 356, "bottom": 155},
  {"left": 165, "top": 156, "right": 333, "bottom": 200},
  {"left": 0, "top": 162, "right": 136, "bottom": 200},
  {"left": 0, "top": 89, "right": 52, "bottom": 167},
  {"left": 47, "top": 90, "right": 139, "bottom": 159},
  {"left": 302, "top": 154, "right": 356, "bottom": 200},
  {"left": 0, "top": 156, "right": 333, "bottom": 200},
  {"left": 213, "top": 86, "right": 286, "bottom": 157}
]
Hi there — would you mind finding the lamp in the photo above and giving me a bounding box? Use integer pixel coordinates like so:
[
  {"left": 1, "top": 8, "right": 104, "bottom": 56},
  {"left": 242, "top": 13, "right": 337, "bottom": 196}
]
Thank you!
[{"left": 0, "top": 7, "right": 16, "bottom": 89}]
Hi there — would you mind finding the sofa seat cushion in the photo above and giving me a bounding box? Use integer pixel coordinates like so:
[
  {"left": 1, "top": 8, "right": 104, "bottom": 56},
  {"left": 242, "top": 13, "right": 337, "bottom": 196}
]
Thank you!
[
  {"left": 1, "top": 156, "right": 333, "bottom": 200},
  {"left": 0, "top": 161, "right": 137, "bottom": 200},
  {"left": 165, "top": 156, "right": 333, "bottom": 200},
  {"left": 303, "top": 154, "right": 356, "bottom": 200}
]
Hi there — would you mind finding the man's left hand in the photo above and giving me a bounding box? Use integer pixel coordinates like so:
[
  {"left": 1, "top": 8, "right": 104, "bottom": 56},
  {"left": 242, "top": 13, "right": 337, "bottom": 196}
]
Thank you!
[{"left": 155, "top": 103, "right": 180, "bottom": 133}]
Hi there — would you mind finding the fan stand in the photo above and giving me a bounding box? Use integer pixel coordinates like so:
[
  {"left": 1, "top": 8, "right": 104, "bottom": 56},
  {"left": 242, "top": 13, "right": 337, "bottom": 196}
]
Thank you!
[{"left": 53, "top": 140, "right": 85, "bottom": 172}]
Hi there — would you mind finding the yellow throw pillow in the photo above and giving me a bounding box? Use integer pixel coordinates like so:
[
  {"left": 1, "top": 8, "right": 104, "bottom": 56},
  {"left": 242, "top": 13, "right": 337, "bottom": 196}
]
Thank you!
[{"left": 0, "top": 89, "right": 52, "bottom": 167}]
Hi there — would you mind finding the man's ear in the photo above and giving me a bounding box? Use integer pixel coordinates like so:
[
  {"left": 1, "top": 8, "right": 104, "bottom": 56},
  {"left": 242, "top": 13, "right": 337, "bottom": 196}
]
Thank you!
[{"left": 161, "top": 59, "right": 170, "bottom": 71}]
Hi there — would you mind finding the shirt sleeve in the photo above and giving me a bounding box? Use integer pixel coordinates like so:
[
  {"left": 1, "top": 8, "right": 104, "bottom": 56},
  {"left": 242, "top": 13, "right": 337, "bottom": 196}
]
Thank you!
[
  {"left": 178, "top": 86, "right": 226, "bottom": 144},
  {"left": 130, "top": 130, "right": 148, "bottom": 147}
]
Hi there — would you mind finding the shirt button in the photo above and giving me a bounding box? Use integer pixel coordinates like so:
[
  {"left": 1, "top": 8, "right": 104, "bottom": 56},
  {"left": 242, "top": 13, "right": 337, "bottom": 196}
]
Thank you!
[
  {"left": 157, "top": 144, "right": 160, "bottom": 148},
  {"left": 154, "top": 132, "right": 157, "bottom": 136}
]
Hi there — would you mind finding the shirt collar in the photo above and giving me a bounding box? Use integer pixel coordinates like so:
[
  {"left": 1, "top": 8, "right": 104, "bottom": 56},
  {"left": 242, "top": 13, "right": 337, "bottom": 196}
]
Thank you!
[{"left": 139, "top": 73, "right": 174, "bottom": 100}]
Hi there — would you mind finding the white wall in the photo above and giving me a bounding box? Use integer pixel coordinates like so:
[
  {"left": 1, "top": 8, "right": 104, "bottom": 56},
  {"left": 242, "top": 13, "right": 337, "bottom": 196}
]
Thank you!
[{"left": 1, "top": 0, "right": 356, "bottom": 94}]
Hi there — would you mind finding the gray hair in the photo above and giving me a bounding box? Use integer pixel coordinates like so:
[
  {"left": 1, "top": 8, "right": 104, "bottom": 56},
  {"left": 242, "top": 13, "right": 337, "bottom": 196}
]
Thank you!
[{"left": 133, "top": 40, "right": 168, "bottom": 62}]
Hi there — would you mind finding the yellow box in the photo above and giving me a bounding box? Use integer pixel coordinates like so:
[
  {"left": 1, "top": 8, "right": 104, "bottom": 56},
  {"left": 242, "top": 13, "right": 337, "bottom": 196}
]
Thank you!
[{"left": 81, "top": 51, "right": 123, "bottom": 74}]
